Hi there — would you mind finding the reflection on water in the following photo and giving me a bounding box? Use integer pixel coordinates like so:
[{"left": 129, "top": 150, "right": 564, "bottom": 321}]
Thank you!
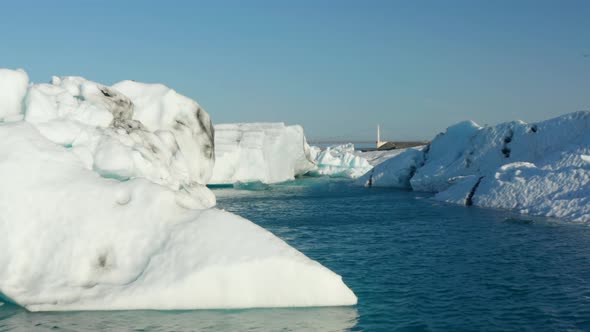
[{"left": 0, "top": 303, "right": 358, "bottom": 332}]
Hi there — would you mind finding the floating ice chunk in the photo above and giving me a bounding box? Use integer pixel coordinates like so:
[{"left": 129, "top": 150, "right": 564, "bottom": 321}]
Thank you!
[
  {"left": 432, "top": 113, "right": 590, "bottom": 221},
  {"left": 0, "top": 69, "right": 28, "bottom": 122},
  {"left": 361, "top": 111, "right": 590, "bottom": 222},
  {"left": 210, "top": 123, "right": 315, "bottom": 184},
  {"left": 0, "top": 122, "right": 357, "bottom": 311},
  {"left": 308, "top": 143, "right": 373, "bottom": 179}
]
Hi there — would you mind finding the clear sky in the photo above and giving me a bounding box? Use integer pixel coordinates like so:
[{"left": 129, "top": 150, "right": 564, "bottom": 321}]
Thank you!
[{"left": 2, "top": 0, "right": 589, "bottom": 141}]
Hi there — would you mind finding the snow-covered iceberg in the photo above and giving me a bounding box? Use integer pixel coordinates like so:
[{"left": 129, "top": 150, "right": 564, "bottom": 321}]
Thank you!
[
  {"left": 23, "top": 74, "right": 215, "bottom": 208},
  {"left": 308, "top": 143, "right": 373, "bottom": 179},
  {"left": 0, "top": 69, "right": 357, "bottom": 311},
  {"left": 358, "top": 112, "right": 590, "bottom": 222},
  {"left": 210, "top": 123, "right": 315, "bottom": 184}
]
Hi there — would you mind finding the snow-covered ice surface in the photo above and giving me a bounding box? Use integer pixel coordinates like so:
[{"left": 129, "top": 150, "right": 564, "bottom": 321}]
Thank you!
[
  {"left": 428, "top": 112, "right": 590, "bottom": 222},
  {"left": 355, "top": 148, "right": 425, "bottom": 189},
  {"left": 23, "top": 75, "right": 215, "bottom": 207},
  {"left": 308, "top": 143, "right": 373, "bottom": 179},
  {"left": 353, "top": 148, "right": 414, "bottom": 166},
  {"left": 210, "top": 123, "right": 315, "bottom": 184},
  {"left": 308, "top": 144, "right": 418, "bottom": 180},
  {"left": 359, "top": 112, "right": 590, "bottom": 222},
  {"left": 0, "top": 69, "right": 357, "bottom": 311}
]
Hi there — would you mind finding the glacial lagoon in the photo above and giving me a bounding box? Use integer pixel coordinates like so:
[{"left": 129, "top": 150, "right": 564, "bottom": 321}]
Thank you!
[{"left": 3, "top": 177, "right": 590, "bottom": 331}]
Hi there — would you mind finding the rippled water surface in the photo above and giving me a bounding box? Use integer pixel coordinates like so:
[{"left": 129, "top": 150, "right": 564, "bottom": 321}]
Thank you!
[{"left": 3, "top": 178, "right": 590, "bottom": 331}]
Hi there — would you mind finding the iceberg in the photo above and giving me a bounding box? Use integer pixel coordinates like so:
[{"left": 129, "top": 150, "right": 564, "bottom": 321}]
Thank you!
[
  {"left": 211, "top": 128, "right": 376, "bottom": 183},
  {"left": 0, "top": 69, "right": 357, "bottom": 311},
  {"left": 358, "top": 112, "right": 590, "bottom": 222},
  {"left": 210, "top": 122, "right": 315, "bottom": 184},
  {"left": 308, "top": 143, "right": 373, "bottom": 179},
  {"left": 23, "top": 74, "right": 214, "bottom": 208}
]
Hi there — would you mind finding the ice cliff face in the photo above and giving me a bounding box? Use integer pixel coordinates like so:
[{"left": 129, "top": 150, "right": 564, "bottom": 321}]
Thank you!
[
  {"left": 210, "top": 123, "right": 315, "bottom": 184},
  {"left": 357, "top": 112, "right": 590, "bottom": 222},
  {"left": 0, "top": 68, "right": 357, "bottom": 311}
]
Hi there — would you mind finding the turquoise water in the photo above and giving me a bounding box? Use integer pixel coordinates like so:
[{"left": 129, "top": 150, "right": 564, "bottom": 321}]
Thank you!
[{"left": 3, "top": 178, "right": 590, "bottom": 331}]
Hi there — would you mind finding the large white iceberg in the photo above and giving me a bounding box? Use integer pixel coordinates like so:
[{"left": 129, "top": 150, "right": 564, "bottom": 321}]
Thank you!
[
  {"left": 358, "top": 112, "right": 590, "bottom": 222},
  {"left": 0, "top": 69, "right": 357, "bottom": 311},
  {"left": 210, "top": 123, "right": 315, "bottom": 184}
]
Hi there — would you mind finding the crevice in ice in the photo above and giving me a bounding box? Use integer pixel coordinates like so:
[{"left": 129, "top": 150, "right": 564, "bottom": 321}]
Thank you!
[
  {"left": 421, "top": 143, "right": 431, "bottom": 163},
  {"left": 408, "top": 165, "right": 417, "bottom": 179},
  {"left": 501, "top": 129, "right": 514, "bottom": 158},
  {"left": 94, "top": 170, "right": 130, "bottom": 182},
  {"left": 367, "top": 169, "right": 375, "bottom": 187},
  {"left": 97, "top": 86, "right": 136, "bottom": 131},
  {"left": 195, "top": 107, "right": 214, "bottom": 143},
  {"left": 465, "top": 176, "right": 484, "bottom": 206},
  {"left": 465, "top": 149, "right": 475, "bottom": 168},
  {"left": 528, "top": 124, "right": 538, "bottom": 133}
]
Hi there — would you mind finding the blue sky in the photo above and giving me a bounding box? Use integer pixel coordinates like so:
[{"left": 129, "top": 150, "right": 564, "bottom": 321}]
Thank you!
[{"left": 2, "top": 0, "right": 589, "bottom": 141}]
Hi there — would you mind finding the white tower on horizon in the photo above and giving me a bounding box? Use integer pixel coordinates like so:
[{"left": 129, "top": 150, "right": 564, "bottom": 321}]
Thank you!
[{"left": 377, "top": 124, "right": 385, "bottom": 148}]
